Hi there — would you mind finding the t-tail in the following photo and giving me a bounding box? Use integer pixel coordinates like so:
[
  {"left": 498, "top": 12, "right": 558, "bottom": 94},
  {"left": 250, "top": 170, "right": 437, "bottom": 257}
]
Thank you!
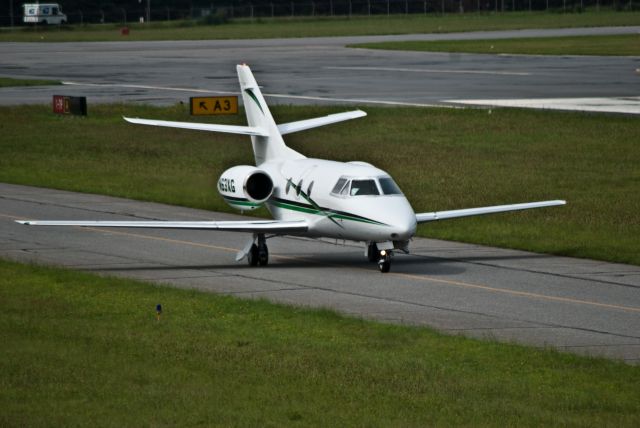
[{"left": 123, "top": 64, "right": 366, "bottom": 166}]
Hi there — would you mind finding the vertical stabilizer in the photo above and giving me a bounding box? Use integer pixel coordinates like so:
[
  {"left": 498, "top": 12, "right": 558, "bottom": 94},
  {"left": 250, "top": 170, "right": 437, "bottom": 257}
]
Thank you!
[{"left": 237, "top": 64, "right": 304, "bottom": 165}]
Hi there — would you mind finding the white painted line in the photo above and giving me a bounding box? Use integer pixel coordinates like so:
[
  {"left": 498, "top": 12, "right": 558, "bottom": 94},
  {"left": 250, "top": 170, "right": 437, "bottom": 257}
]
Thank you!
[
  {"left": 446, "top": 97, "right": 640, "bottom": 115},
  {"left": 325, "top": 66, "right": 531, "bottom": 76},
  {"left": 261, "top": 92, "right": 449, "bottom": 108},
  {"left": 62, "top": 80, "right": 454, "bottom": 108},
  {"left": 62, "top": 81, "right": 237, "bottom": 95}
]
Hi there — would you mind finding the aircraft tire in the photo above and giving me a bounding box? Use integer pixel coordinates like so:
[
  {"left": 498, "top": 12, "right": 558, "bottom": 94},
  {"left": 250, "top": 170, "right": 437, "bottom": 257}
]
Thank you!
[
  {"left": 258, "top": 246, "right": 269, "bottom": 266},
  {"left": 247, "top": 244, "right": 259, "bottom": 266},
  {"left": 378, "top": 260, "right": 391, "bottom": 273}
]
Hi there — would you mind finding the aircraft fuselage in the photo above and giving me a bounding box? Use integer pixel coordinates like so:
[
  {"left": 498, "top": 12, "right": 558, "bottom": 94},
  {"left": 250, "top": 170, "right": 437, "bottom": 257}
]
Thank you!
[{"left": 259, "top": 158, "right": 417, "bottom": 243}]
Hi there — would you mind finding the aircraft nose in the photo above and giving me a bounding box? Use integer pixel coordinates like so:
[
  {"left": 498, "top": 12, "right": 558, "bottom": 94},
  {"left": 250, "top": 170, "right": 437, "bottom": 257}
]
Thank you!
[{"left": 389, "top": 215, "right": 417, "bottom": 241}]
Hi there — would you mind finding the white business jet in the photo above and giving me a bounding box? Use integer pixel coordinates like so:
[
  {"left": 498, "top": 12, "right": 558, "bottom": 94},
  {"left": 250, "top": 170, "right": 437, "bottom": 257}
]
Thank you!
[{"left": 18, "top": 64, "right": 565, "bottom": 272}]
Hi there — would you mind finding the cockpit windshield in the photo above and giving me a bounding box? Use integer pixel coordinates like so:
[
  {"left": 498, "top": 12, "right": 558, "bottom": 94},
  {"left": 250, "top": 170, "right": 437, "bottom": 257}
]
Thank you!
[
  {"left": 331, "top": 176, "right": 403, "bottom": 197},
  {"left": 350, "top": 180, "right": 380, "bottom": 196},
  {"left": 379, "top": 177, "right": 402, "bottom": 195}
]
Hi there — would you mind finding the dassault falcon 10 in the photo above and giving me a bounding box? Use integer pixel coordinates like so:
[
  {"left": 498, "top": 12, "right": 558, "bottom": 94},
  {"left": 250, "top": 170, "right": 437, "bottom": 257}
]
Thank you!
[{"left": 18, "top": 64, "right": 565, "bottom": 272}]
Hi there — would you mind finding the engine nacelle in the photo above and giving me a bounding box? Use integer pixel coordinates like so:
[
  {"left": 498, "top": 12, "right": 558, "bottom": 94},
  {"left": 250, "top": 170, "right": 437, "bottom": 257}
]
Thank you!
[{"left": 217, "top": 165, "right": 274, "bottom": 211}]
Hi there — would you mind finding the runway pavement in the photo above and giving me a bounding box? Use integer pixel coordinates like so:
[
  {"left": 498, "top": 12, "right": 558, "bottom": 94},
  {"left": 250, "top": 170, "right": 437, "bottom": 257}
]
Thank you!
[
  {"left": 1, "top": 183, "right": 639, "bottom": 364},
  {"left": 1, "top": 26, "right": 639, "bottom": 113}
]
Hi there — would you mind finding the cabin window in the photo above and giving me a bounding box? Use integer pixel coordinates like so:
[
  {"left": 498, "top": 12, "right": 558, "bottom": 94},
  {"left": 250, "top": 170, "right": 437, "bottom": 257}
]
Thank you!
[
  {"left": 350, "top": 180, "right": 380, "bottom": 196},
  {"left": 379, "top": 177, "right": 402, "bottom": 195},
  {"left": 307, "top": 181, "right": 314, "bottom": 197}
]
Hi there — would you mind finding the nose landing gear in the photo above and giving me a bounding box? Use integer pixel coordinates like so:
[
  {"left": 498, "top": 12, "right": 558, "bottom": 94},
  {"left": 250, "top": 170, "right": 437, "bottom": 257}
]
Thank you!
[
  {"left": 378, "top": 249, "right": 392, "bottom": 273},
  {"left": 367, "top": 242, "right": 393, "bottom": 273}
]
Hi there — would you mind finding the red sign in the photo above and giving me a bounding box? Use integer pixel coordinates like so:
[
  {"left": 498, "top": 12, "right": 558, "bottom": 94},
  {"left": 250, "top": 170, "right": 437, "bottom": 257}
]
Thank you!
[
  {"left": 52, "top": 95, "right": 86, "bottom": 116},
  {"left": 52, "top": 95, "right": 68, "bottom": 114}
]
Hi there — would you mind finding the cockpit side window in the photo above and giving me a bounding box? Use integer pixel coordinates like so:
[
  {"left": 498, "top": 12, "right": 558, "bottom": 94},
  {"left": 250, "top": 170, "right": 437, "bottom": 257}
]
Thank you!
[
  {"left": 331, "top": 178, "right": 349, "bottom": 195},
  {"left": 340, "top": 182, "right": 350, "bottom": 195},
  {"left": 350, "top": 179, "right": 380, "bottom": 196},
  {"left": 379, "top": 177, "right": 402, "bottom": 195}
]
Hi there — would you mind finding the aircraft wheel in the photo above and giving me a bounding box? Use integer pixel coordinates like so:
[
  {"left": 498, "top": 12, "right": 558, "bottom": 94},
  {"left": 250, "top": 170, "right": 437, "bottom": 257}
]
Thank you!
[
  {"left": 256, "top": 234, "right": 268, "bottom": 266},
  {"left": 378, "top": 249, "right": 392, "bottom": 273},
  {"left": 258, "top": 245, "right": 269, "bottom": 266},
  {"left": 247, "top": 244, "right": 259, "bottom": 266}
]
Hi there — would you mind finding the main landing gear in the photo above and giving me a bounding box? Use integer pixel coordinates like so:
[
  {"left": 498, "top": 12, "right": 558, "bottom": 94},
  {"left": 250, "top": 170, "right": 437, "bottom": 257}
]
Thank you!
[
  {"left": 367, "top": 242, "right": 392, "bottom": 273},
  {"left": 247, "top": 234, "right": 269, "bottom": 267}
]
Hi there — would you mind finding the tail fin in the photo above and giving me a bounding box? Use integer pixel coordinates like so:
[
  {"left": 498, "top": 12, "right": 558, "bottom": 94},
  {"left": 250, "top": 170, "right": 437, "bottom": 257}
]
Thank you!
[{"left": 237, "top": 64, "right": 304, "bottom": 165}]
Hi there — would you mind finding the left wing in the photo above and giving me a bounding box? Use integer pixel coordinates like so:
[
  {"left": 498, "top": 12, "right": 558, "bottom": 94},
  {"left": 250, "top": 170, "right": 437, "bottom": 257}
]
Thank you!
[
  {"left": 123, "top": 117, "right": 269, "bottom": 137},
  {"left": 416, "top": 200, "right": 566, "bottom": 223},
  {"left": 16, "top": 219, "right": 308, "bottom": 234}
]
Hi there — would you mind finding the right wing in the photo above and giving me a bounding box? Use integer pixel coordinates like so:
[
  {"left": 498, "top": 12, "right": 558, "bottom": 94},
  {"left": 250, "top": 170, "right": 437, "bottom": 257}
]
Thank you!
[
  {"left": 277, "top": 110, "right": 366, "bottom": 135},
  {"left": 16, "top": 219, "right": 308, "bottom": 234},
  {"left": 416, "top": 200, "right": 566, "bottom": 223},
  {"left": 123, "top": 117, "right": 269, "bottom": 137}
]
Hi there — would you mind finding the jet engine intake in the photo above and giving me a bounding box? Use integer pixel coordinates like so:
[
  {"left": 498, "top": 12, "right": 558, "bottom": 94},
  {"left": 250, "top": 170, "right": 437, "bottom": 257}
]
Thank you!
[{"left": 218, "top": 165, "right": 274, "bottom": 211}]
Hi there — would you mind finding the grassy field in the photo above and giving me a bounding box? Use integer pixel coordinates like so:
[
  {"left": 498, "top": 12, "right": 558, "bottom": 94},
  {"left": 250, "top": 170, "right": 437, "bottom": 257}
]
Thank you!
[
  {"left": 352, "top": 33, "right": 640, "bottom": 55},
  {"left": 1, "top": 104, "right": 638, "bottom": 265},
  {"left": 1, "top": 258, "right": 639, "bottom": 426},
  {"left": 1, "top": 11, "right": 639, "bottom": 42},
  {"left": 0, "top": 77, "right": 61, "bottom": 87}
]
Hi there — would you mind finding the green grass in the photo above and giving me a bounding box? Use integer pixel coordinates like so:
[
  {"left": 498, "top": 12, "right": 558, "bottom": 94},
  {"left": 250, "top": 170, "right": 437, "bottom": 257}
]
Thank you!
[
  {"left": 1, "top": 258, "right": 639, "bottom": 426},
  {"left": 1, "top": 104, "right": 638, "bottom": 265},
  {"left": 0, "top": 77, "right": 61, "bottom": 87},
  {"left": 352, "top": 33, "right": 640, "bottom": 56},
  {"left": 1, "top": 11, "right": 639, "bottom": 42}
]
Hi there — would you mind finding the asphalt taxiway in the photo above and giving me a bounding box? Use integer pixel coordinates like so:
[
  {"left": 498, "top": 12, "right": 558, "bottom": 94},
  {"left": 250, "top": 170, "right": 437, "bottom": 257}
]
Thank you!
[
  {"left": 1, "top": 26, "right": 639, "bottom": 113},
  {"left": 2, "top": 183, "right": 639, "bottom": 363}
]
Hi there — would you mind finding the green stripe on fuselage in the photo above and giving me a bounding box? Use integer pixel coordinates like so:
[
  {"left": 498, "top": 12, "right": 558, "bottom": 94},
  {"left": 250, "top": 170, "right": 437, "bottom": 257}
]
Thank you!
[{"left": 269, "top": 199, "right": 386, "bottom": 226}]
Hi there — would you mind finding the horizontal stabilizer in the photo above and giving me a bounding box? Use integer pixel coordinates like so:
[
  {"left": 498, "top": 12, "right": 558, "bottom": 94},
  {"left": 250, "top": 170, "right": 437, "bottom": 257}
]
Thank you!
[
  {"left": 416, "top": 200, "right": 566, "bottom": 224},
  {"left": 16, "top": 219, "right": 308, "bottom": 234},
  {"left": 277, "top": 110, "right": 366, "bottom": 135},
  {"left": 123, "top": 117, "right": 269, "bottom": 137}
]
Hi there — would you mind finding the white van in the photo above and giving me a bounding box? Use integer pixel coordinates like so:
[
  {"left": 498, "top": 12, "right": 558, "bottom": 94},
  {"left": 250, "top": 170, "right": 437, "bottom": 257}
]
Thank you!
[{"left": 23, "top": 3, "right": 67, "bottom": 25}]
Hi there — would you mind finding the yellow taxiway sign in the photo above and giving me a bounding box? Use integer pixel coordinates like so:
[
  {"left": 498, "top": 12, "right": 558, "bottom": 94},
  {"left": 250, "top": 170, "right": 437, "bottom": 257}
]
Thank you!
[{"left": 190, "top": 96, "right": 238, "bottom": 115}]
